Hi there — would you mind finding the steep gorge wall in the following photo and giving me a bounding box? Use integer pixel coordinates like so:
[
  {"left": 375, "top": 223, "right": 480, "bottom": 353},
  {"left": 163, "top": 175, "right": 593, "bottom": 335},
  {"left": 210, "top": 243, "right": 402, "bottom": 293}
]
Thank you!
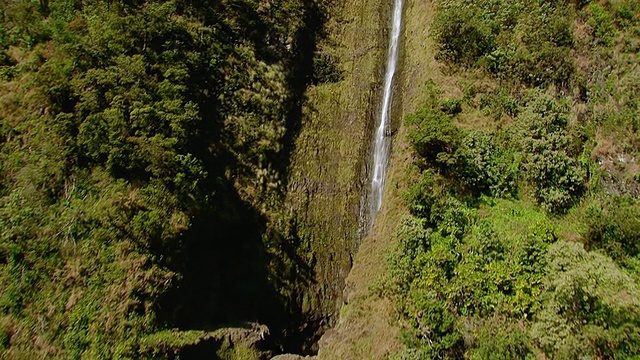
[
  {"left": 283, "top": 0, "right": 389, "bottom": 342},
  {"left": 0, "top": 0, "right": 419, "bottom": 356},
  {"left": 311, "top": 0, "right": 443, "bottom": 358}
]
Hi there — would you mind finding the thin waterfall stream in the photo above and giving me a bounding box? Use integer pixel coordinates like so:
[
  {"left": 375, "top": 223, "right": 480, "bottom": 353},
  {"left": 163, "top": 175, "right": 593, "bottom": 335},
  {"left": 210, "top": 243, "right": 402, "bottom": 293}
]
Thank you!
[{"left": 369, "top": 0, "right": 403, "bottom": 225}]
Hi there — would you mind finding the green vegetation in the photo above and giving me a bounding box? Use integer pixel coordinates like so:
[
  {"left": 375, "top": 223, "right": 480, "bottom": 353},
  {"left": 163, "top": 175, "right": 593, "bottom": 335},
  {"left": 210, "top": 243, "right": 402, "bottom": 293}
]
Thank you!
[
  {"left": 0, "top": 0, "right": 342, "bottom": 357},
  {"left": 4, "top": 0, "right": 640, "bottom": 358},
  {"left": 386, "top": 0, "right": 640, "bottom": 358}
]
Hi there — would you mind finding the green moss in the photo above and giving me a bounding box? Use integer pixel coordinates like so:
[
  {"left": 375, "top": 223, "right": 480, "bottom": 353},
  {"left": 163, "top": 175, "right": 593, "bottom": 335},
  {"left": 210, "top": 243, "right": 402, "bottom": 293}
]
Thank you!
[
  {"left": 216, "top": 340, "right": 261, "bottom": 360},
  {"left": 281, "top": 0, "right": 387, "bottom": 320}
]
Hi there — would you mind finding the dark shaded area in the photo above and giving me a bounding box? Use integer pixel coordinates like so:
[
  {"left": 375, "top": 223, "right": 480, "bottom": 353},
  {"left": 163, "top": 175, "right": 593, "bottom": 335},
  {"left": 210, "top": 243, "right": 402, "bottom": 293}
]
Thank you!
[
  {"left": 178, "top": 338, "right": 225, "bottom": 360},
  {"left": 157, "top": 186, "right": 279, "bottom": 328},
  {"left": 0, "top": 0, "right": 338, "bottom": 356},
  {"left": 155, "top": 181, "right": 322, "bottom": 354},
  {"left": 278, "top": 0, "right": 331, "bottom": 184},
  {"left": 155, "top": 0, "right": 334, "bottom": 355}
]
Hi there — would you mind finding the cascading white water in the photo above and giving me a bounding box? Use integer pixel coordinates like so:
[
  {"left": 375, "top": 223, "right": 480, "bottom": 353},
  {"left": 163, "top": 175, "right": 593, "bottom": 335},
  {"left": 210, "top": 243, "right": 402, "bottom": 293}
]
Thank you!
[{"left": 369, "top": 0, "right": 403, "bottom": 224}]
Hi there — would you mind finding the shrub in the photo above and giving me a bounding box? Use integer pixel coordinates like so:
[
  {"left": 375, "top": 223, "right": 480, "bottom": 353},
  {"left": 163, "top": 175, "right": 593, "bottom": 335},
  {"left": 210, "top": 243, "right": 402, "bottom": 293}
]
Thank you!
[
  {"left": 430, "top": 197, "right": 472, "bottom": 239},
  {"left": 403, "top": 170, "right": 441, "bottom": 220},
  {"left": 456, "top": 131, "right": 519, "bottom": 198},
  {"left": 402, "top": 289, "right": 463, "bottom": 359},
  {"left": 406, "top": 108, "right": 461, "bottom": 169},
  {"left": 477, "top": 89, "right": 519, "bottom": 120},
  {"left": 614, "top": 3, "right": 638, "bottom": 28},
  {"left": 587, "top": 3, "right": 616, "bottom": 45},
  {"left": 432, "top": 3, "right": 495, "bottom": 67},
  {"left": 432, "top": 0, "right": 575, "bottom": 87},
  {"left": 387, "top": 349, "right": 429, "bottom": 360},
  {"left": 388, "top": 214, "right": 465, "bottom": 359},
  {"left": 519, "top": 93, "right": 586, "bottom": 213},
  {"left": 510, "top": 41, "right": 574, "bottom": 88},
  {"left": 532, "top": 241, "right": 640, "bottom": 359},
  {"left": 388, "top": 215, "right": 433, "bottom": 297},
  {"left": 393, "top": 216, "right": 432, "bottom": 267},
  {"left": 469, "top": 324, "right": 534, "bottom": 360},
  {"left": 312, "top": 53, "right": 343, "bottom": 84},
  {"left": 523, "top": 140, "right": 586, "bottom": 214},
  {"left": 440, "top": 98, "right": 462, "bottom": 116},
  {"left": 585, "top": 196, "right": 640, "bottom": 261}
]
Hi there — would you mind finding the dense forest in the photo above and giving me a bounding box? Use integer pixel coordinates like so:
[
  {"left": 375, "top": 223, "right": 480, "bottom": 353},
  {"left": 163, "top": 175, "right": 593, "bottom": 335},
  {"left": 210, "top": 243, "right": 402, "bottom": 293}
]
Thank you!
[
  {"left": 4, "top": 0, "right": 640, "bottom": 358},
  {"left": 386, "top": 0, "right": 640, "bottom": 358},
  {"left": 0, "top": 0, "right": 339, "bottom": 358}
]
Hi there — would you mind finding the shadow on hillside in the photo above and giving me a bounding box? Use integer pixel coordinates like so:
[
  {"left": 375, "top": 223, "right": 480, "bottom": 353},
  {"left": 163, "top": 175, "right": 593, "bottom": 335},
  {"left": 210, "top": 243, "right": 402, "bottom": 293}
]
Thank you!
[
  {"left": 156, "top": 184, "right": 313, "bottom": 352},
  {"left": 155, "top": 0, "right": 333, "bottom": 356},
  {"left": 278, "top": 0, "right": 334, "bottom": 187}
]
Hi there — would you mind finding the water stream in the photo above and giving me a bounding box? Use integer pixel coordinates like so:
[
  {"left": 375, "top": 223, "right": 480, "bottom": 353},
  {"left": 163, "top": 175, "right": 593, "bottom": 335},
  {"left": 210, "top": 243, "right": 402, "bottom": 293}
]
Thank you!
[{"left": 369, "top": 0, "right": 403, "bottom": 225}]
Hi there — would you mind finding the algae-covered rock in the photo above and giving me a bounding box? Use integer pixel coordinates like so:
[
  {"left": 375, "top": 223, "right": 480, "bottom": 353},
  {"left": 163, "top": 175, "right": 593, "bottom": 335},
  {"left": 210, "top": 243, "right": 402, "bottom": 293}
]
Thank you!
[{"left": 140, "top": 323, "right": 270, "bottom": 359}]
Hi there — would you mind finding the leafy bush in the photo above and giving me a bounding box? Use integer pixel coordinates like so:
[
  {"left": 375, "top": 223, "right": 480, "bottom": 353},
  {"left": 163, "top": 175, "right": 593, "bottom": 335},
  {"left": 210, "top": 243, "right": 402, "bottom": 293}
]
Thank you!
[
  {"left": 432, "top": 3, "right": 495, "bottom": 67},
  {"left": 401, "top": 289, "right": 463, "bottom": 359},
  {"left": 523, "top": 133, "right": 586, "bottom": 213},
  {"left": 312, "top": 53, "right": 343, "bottom": 84},
  {"left": 587, "top": 3, "right": 616, "bottom": 44},
  {"left": 386, "top": 348, "right": 429, "bottom": 360},
  {"left": 532, "top": 241, "right": 640, "bottom": 359},
  {"left": 433, "top": 0, "right": 575, "bottom": 87},
  {"left": 440, "top": 98, "right": 462, "bottom": 116},
  {"left": 388, "top": 196, "right": 555, "bottom": 357},
  {"left": 468, "top": 323, "right": 534, "bottom": 360},
  {"left": 519, "top": 93, "right": 586, "bottom": 213},
  {"left": 430, "top": 197, "right": 473, "bottom": 239},
  {"left": 456, "top": 131, "right": 519, "bottom": 198},
  {"left": 585, "top": 196, "right": 640, "bottom": 261},
  {"left": 406, "top": 103, "right": 519, "bottom": 199},
  {"left": 388, "top": 215, "right": 433, "bottom": 292},
  {"left": 614, "top": 2, "right": 638, "bottom": 28},
  {"left": 477, "top": 88, "right": 519, "bottom": 120},
  {"left": 513, "top": 8, "right": 575, "bottom": 87},
  {"left": 406, "top": 108, "right": 461, "bottom": 170},
  {"left": 388, "top": 213, "right": 465, "bottom": 358},
  {"left": 508, "top": 41, "right": 574, "bottom": 88},
  {"left": 403, "top": 170, "right": 441, "bottom": 220},
  {"left": 0, "top": 328, "right": 8, "bottom": 353}
]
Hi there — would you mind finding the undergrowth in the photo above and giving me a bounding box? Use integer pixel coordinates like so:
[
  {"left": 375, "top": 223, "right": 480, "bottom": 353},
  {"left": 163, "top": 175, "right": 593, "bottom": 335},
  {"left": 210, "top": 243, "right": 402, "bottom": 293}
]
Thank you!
[{"left": 385, "top": 0, "right": 640, "bottom": 358}]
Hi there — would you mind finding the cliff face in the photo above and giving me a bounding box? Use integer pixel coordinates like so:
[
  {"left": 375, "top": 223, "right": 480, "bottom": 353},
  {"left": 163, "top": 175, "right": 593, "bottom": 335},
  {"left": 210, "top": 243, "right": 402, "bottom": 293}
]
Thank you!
[
  {"left": 0, "top": 0, "right": 384, "bottom": 356},
  {"left": 0, "top": 0, "right": 408, "bottom": 355},
  {"left": 281, "top": 0, "right": 388, "bottom": 342},
  {"left": 311, "top": 0, "right": 442, "bottom": 358},
  {"left": 318, "top": 0, "right": 640, "bottom": 359}
]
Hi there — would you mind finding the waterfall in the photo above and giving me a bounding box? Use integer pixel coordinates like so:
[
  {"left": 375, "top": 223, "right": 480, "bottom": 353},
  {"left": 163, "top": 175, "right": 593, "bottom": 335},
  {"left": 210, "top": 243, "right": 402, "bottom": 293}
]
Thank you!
[{"left": 369, "top": 0, "right": 403, "bottom": 224}]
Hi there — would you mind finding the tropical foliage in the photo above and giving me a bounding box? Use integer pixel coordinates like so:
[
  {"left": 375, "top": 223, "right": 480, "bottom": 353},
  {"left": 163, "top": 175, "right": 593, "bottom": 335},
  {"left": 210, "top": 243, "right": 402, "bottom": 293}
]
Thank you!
[
  {"left": 387, "top": 0, "right": 640, "bottom": 358},
  {"left": 0, "top": 0, "right": 332, "bottom": 357}
]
